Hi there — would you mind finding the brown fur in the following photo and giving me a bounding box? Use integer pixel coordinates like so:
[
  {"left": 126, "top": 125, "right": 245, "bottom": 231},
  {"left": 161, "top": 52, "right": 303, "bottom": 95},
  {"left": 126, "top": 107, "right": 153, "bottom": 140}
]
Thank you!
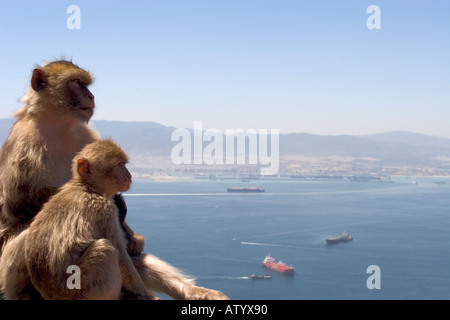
[
  {"left": 0, "top": 60, "right": 99, "bottom": 250},
  {"left": 23, "top": 139, "right": 154, "bottom": 300},
  {"left": 0, "top": 59, "right": 229, "bottom": 300}
]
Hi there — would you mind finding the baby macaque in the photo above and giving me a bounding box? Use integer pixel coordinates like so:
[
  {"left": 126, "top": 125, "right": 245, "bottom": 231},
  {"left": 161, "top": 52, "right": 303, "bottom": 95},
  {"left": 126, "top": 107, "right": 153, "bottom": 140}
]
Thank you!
[{"left": 24, "top": 139, "right": 155, "bottom": 300}]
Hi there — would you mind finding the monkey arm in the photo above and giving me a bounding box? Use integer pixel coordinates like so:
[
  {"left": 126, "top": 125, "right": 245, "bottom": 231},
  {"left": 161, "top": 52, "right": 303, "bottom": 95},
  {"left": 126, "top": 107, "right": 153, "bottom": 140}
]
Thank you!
[
  {"left": 112, "top": 194, "right": 145, "bottom": 256},
  {"left": 0, "top": 180, "right": 57, "bottom": 240},
  {"left": 105, "top": 218, "right": 148, "bottom": 296},
  {"left": 121, "top": 221, "right": 146, "bottom": 256},
  {"left": 0, "top": 187, "right": 55, "bottom": 251},
  {"left": 0, "top": 128, "right": 57, "bottom": 231},
  {"left": 113, "top": 193, "right": 127, "bottom": 224},
  {"left": 10, "top": 186, "right": 57, "bottom": 222}
]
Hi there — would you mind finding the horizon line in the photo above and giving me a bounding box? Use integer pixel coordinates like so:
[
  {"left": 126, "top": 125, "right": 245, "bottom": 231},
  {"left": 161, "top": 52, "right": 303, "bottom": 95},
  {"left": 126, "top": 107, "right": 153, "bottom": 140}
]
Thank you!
[{"left": 0, "top": 117, "right": 449, "bottom": 140}]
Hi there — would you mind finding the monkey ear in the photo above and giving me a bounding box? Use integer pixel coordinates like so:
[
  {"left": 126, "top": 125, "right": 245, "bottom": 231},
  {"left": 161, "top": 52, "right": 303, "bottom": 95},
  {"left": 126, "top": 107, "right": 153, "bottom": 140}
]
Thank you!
[
  {"left": 31, "top": 68, "right": 46, "bottom": 91},
  {"left": 77, "top": 158, "right": 92, "bottom": 179}
]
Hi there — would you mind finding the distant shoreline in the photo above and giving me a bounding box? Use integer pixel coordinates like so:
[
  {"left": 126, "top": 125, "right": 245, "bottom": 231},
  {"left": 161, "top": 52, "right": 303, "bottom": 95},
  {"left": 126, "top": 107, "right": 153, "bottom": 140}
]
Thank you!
[{"left": 130, "top": 174, "right": 450, "bottom": 181}]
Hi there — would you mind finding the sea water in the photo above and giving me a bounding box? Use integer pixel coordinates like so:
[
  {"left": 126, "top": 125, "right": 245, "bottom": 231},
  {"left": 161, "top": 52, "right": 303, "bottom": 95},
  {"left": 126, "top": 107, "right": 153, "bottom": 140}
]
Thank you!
[{"left": 124, "top": 177, "right": 450, "bottom": 300}]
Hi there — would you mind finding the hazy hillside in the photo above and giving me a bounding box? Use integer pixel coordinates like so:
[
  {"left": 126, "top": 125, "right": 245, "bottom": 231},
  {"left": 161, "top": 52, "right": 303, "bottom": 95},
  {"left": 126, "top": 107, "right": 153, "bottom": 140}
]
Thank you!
[
  {"left": 280, "top": 132, "right": 450, "bottom": 165},
  {"left": 91, "top": 120, "right": 176, "bottom": 157},
  {"left": 361, "top": 131, "right": 450, "bottom": 149},
  {"left": 0, "top": 119, "right": 177, "bottom": 158},
  {"left": 1, "top": 118, "right": 450, "bottom": 168}
]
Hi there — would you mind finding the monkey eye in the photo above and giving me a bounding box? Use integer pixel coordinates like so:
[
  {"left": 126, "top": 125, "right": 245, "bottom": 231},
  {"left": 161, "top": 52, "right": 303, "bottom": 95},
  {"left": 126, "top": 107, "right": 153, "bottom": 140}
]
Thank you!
[{"left": 72, "top": 78, "right": 85, "bottom": 87}]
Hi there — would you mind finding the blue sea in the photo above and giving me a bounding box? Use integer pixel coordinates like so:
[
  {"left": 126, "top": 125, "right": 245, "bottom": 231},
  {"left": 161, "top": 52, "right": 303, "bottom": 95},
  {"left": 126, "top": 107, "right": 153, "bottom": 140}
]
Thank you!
[{"left": 124, "top": 177, "right": 450, "bottom": 300}]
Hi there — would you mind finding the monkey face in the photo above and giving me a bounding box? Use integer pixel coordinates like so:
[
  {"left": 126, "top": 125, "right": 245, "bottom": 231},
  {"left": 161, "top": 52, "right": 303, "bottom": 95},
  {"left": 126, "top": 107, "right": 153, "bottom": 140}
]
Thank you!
[
  {"left": 114, "top": 162, "right": 131, "bottom": 192},
  {"left": 111, "top": 162, "right": 132, "bottom": 193},
  {"left": 74, "top": 139, "right": 131, "bottom": 196},
  {"left": 66, "top": 79, "right": 95, "bottom": 122},
  {"left": 29, "top": 61, "right": 95, "bottom": 122}
]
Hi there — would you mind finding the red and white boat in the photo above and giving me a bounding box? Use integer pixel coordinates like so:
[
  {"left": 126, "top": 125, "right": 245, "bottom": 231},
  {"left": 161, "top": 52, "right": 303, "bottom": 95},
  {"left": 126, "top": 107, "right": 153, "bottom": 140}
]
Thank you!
[{"left": 262, "top": 255, "right": 295, "bottom": 273}]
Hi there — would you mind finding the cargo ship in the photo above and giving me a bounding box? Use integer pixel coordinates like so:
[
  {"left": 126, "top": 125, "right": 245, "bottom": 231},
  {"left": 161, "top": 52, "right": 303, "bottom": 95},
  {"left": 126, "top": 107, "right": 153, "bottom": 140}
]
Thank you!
[
  {"left": 262, "top": 255, "right": 294, "bottom": 273},
  {"left": 326, "top": 232, "right": 353, "bottom": 245},
  {"left": 226, "top": 187, "right": 265, "bottom": 193}
]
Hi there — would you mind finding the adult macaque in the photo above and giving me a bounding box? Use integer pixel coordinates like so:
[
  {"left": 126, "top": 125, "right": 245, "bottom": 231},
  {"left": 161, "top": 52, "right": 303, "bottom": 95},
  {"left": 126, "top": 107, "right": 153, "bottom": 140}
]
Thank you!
[
  {"left": 0, "top": 59, "right": 229, "bottom": 300},
  {"left": 24, "top": 139, "right": 155, "bottom": 300},
  {"left": 0, "top": 60, "right": 98, "bottom": 248},
  {"left": 0, "top": 60, "right": 143, "bottom": 256}
]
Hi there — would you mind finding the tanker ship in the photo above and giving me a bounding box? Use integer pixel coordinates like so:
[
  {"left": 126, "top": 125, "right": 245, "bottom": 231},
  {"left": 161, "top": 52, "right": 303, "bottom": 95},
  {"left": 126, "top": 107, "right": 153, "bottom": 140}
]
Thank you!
[
  {"left": 262, "top": 255, "right": 295, "bottom": 273},
  {"left": 326, "top": 232, "right": 353, "bottom": 245}
]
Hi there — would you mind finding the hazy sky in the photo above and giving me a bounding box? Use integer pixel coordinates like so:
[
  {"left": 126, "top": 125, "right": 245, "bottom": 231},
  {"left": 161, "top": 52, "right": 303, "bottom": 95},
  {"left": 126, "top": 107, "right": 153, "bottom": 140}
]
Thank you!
[{"left": 0, "top": 1, "right": 449, "bottom": 137}]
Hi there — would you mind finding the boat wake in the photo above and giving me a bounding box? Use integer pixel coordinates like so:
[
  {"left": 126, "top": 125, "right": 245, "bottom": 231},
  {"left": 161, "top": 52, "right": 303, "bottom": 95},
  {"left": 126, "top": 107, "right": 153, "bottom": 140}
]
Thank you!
[
  {"left": 240, "top": 241, "right": 312, "bottom": 250},
  {"left": 199, "top": 276, "right": 251, "bottom": 280}
]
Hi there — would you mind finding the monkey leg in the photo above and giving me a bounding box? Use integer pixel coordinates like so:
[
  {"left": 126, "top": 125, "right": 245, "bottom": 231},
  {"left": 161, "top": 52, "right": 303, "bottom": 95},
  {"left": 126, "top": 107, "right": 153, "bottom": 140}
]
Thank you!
[
  {"left": 0, "top": 230, "right": 40, "bottom": 300},
  {"left": 76, "top": 239, "right": 124, "bottom": 300},
  {"left": 131, "top": 254, "right": 229, "bottom": 300},
  {"left": 34, "top": 239, "right": 122, "bottom": 300}
]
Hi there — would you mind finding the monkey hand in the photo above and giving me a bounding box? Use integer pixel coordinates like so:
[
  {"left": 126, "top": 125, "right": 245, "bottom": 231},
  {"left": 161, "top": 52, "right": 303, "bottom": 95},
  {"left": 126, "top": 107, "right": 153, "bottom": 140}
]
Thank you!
[
  {"left": 184, "top": 285, "right": 230, "bottom": 300},
  {"left": 121, "top": 219, "right": 146, "bottom": 256},
  {"left": 126, "top": 232, "right": 145, "bottom": 256}
]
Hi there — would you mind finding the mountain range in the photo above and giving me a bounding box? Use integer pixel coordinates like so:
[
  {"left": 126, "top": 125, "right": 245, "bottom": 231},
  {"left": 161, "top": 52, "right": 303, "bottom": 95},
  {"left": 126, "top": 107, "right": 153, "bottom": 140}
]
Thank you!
[{"left": 1, "top": 118, "right": 450, "bottom": 168}]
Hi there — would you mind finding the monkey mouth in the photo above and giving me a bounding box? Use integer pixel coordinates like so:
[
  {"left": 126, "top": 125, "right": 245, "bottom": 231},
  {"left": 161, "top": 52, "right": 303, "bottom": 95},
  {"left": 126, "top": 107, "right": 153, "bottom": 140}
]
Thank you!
[
  {"left": 123, "top": 181, "right": 132, "bottom": 188},
  {"left": 78, "top": 107, "right": 94, "bottom": 118},
  {"left": 120, "top": 182, "right": 132, "bottom": 192}
]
